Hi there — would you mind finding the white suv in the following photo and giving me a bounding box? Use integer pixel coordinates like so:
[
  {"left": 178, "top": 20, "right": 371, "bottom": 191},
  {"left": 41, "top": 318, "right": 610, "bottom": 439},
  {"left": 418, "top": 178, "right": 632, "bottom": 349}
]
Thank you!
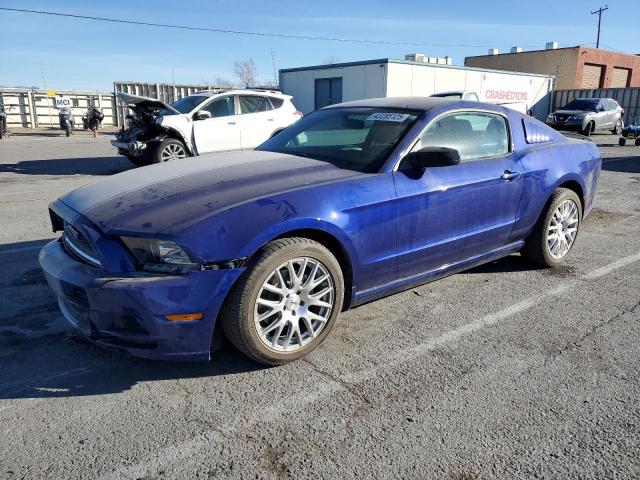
[{"left": 113, "top": 90, "right": 303, "bottom": 166}]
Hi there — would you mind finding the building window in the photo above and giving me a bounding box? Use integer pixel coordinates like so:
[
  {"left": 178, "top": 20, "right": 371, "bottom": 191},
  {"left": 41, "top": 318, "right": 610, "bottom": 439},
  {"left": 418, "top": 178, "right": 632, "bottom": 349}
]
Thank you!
[
  {"left": 611, "top": 67, "right": 631, "bottom": 88},
  {"left": 581, "top": 63, "right": 604, "bottom": 89},
  {"left": 315, "top": 78, "right": 342, "bottom": 110}
]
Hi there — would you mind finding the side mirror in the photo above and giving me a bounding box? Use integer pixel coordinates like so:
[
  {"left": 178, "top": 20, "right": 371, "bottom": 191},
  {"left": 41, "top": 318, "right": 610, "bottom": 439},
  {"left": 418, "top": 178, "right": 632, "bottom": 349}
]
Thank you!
[
  {"left": 597, "top": 106, "right": 605, "bottom": 112},
  {"left": 403, "top": 147, "right": 461, "bottom": 169},
  {"left": 194, "top": 110, "right": 212, "bottom": 121}
]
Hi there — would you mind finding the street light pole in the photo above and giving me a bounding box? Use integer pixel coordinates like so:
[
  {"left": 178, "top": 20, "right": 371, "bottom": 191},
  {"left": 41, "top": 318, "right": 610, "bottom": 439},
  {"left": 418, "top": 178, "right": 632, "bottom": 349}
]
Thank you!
[{"left": 591, "top": 4, "right": 608, "bottom": 49}]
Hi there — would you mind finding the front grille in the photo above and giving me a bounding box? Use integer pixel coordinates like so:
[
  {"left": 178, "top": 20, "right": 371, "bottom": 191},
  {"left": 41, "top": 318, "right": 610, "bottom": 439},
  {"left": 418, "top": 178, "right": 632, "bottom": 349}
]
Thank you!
[
  {"left": 63, "top": 223, "right": 102, "bottom": 267},
  {"left": 555, "top": 115, "right": 568, "bottom": 122}
]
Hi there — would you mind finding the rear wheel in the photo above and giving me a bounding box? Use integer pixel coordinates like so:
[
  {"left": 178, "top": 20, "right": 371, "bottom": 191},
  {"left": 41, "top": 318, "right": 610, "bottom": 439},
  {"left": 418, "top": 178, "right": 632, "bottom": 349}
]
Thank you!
[
  {"left": 521, "top": 188, "right": 582, "bottom": 267},
  {"left": 220, "top": 237, "right": 344, "bottom": 365},
  {"left": 154, "top": 138, "right": 188, "bottom": 163},
  {"left": 619, "top": 138, "right": 626, "bottom": 146},
  {"left": 635, "top": 138, "right": 640, "bottom": 147},
  {"left": 612, "top": 119, "right": 622, "bottom": 135}
]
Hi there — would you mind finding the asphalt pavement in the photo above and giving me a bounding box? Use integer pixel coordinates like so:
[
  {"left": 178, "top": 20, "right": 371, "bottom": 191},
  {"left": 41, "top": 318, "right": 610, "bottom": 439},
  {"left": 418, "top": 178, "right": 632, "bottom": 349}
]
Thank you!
[{"left": 0, "top": 129, "right": 638, "bottom": 479}]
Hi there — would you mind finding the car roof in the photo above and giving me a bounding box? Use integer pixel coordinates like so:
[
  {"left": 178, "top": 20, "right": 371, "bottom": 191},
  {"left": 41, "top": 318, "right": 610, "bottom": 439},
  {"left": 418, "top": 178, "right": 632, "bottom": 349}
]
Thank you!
[
  {"left": 195, "top": 89, "right": 287, "bottom": 98},
  {"left": 325, "top": 96, "right": 453, "bottom": 112}
]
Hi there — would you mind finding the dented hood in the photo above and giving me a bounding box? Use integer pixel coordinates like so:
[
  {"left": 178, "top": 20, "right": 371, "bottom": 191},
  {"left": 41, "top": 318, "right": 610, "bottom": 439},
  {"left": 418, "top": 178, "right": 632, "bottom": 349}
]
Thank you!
[
  {"left": 59, "top": 150, "right": 362, "bottom": 235},
  {"left": 117, "top": 92, "right": 179, "bottom": 114}
]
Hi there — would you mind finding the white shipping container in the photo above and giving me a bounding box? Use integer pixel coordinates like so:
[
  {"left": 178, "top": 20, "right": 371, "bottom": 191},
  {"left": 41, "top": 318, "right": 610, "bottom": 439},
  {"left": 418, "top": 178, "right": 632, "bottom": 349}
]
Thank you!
[{"left": 280, "top": 59, "right": 555, "bottom": 121}]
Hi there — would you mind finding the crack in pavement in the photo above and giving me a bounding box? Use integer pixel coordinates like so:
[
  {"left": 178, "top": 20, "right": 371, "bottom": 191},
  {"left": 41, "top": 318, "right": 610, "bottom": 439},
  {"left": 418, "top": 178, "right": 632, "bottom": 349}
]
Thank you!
[{"left": 519, "top": 300, "right": 640, "bottom": 379}]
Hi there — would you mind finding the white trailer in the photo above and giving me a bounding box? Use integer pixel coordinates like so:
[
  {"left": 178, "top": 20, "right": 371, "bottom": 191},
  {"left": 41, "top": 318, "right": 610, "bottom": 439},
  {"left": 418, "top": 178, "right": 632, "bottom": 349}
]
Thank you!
[{"left": 280, "top": 58, "right": 555, "bottom": 120}]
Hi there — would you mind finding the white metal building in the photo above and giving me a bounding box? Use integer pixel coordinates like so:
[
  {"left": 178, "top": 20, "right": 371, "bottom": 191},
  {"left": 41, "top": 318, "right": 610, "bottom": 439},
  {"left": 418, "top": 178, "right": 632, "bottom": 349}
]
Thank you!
[{"left": 280, "top": 58, "right": 555, "bottom": 120}]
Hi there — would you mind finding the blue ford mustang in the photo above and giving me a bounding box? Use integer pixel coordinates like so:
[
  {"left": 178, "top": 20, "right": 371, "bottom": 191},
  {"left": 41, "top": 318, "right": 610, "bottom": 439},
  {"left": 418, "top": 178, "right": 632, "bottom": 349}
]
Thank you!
[{"left": 39, "top": 98, "right": 601, "bottom": 365}]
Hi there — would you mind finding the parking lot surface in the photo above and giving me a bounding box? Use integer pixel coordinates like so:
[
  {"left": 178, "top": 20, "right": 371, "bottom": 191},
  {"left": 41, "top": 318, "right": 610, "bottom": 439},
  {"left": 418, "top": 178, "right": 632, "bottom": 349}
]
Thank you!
[{"left": 0, "top": 130, "right": 639, "bottom": 479}]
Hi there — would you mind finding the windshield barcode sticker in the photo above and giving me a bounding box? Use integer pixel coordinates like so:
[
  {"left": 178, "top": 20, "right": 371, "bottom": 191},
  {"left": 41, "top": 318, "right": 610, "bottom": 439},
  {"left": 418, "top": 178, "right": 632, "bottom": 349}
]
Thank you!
[{"left": 367, "top": 112, "right": 410, "bottom": 122}]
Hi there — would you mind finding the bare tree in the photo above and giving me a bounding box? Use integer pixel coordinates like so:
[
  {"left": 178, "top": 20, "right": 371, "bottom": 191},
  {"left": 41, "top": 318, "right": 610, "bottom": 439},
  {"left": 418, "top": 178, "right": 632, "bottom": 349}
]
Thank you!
[
  {"left": 233, "top": 59, "right": 258, "bottom": 88},
  {"left": 214, "top": 77, "right": 235, "bottom": 89},
  {"left": 322, "top": 56, "right": 340, "bottom": 65}
]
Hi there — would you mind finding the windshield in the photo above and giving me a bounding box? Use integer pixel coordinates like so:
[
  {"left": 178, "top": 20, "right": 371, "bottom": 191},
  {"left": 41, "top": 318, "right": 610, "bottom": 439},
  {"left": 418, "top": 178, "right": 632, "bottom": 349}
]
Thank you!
[
  {"left": 257, "top": 107, "right": 421, "bottom": 173},
  {"left": 161, "top": 95, "right": 208, "bottom": 115},
  {"left": 562, "top": 99, "right": 600, "bottom": 111}
]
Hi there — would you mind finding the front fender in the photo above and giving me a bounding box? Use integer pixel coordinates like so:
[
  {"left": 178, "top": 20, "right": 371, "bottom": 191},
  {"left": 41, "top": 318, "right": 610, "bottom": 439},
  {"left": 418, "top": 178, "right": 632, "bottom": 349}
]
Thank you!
[{"left": 238, "top": 217, "right": 360, "bottom": 269}]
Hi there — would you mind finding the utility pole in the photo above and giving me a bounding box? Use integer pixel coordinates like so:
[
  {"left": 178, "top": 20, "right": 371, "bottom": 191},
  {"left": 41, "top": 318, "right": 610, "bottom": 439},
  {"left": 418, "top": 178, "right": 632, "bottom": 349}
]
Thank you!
[
  {"left": 270, "top": 49, "right": 278, "bottom": 87},
  {"left": 591, "top": 4, "right": 608, "bottom": 49}
]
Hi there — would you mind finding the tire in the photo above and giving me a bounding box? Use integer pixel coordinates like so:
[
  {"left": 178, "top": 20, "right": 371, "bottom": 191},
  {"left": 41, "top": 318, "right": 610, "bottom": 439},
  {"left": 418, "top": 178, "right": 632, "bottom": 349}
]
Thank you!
[
  {"left": 635, "top": 138, "right": 640, "bottom": 147},
  {"left": 612, "top": 119, "right": 622, "bottom": 135},
  {"left": 153, "top": 138, "right": 188, "bottom": 163},
  {"left": 126, "top": 154, "right": 152, "bottom": 167},
  {"left": 64, "top": 126, "right": 71, "bottom": 137},
  {"left": 581, "top": 122, "right": 594, "bottom": 137},
  {"left": 619, "top": 138, "right": 626, "bottom": 146},
  {"left": 220, "top": 237, "right": 345, "bottom": 366},
  {"left": 521, "top": 188, "right": 582, "bottom": 267}
]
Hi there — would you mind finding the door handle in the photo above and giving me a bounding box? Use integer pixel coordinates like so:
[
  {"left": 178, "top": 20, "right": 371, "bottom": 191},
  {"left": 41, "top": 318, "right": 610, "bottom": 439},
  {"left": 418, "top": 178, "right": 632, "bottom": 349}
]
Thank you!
[
  {"left": 267, "top": 118, "right": 275, "bottom": 121},
  {"left": 227, "top": 121, "right": 236, "bottom": 125},
  {"left": 501, "top": 170, "right": 521, "bottom": 181}
]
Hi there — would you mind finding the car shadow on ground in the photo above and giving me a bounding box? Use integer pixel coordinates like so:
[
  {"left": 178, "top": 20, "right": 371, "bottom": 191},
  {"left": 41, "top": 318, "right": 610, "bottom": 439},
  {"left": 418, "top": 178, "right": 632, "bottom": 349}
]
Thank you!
[
  {"left": 0, "top": 156, "right": 133, "bottom": 176},
  {"left": 465, "top": 254, "right": 540, "bottom": 275},
  {"left": 0, "top": 239, "right": 265, "bottom": 401},
  {"left": 601, "top": 155, "right": 640, "bottom": 174},
  {"left": 5, "top": 130, "right": 116, "bottom": 138}
]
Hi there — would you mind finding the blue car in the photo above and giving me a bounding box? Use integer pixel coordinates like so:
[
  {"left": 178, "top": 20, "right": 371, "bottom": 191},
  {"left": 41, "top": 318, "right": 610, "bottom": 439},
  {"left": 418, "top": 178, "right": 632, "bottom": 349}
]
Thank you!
[{"left": 39, "top": 98, "right": 601, "bottom": 365}]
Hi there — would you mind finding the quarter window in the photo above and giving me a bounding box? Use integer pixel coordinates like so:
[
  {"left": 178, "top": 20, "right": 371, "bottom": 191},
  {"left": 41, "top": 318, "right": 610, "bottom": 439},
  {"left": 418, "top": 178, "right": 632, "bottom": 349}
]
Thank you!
[
  {"left": 269, "top": 97, "right": 284, "bottom": 109},
  {"left": 416, "top": 112, "right": 509, "bottom": 162},
  {"left": 238, "top": 95, "right": 272, "bottom": 114}
]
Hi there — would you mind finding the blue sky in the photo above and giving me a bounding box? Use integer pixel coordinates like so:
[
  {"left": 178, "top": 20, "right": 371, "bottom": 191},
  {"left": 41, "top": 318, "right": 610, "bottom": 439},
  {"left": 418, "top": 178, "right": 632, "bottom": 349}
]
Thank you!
[{"left": 0, "top": 0, "right": 633, "bottom": 91}]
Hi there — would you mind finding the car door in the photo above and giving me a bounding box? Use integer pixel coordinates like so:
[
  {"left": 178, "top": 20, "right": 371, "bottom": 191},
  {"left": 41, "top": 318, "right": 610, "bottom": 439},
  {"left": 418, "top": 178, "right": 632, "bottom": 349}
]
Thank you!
[
  {"left": 606, "top": 100, "right": 620, "bottom": 128},
  {"left": 594, "top": 99, "right": 610, "bottom": 130},
  {"left": 236, "top": 95, "right": 277, "bottom": 150},
  {"left": 192, "top": 96, "right": 241, "bottom": 154},
  {"left": 393, "top": 110, "right": 525, "bottom": 278}
]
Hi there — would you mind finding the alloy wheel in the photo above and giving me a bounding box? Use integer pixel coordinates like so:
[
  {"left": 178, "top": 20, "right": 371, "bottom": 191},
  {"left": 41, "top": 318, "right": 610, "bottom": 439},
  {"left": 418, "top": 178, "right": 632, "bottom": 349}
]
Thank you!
[
  {"left": 546, "top": 199, "right": 579, "bottom": 259},
  {"left": 615, "top": 120, "right": 622, "bottom": 135},
  {"left": 160, "top": 143, "right": 186, "bottom": 162},
  {"left": 254, "top": 257, "right": 334, "bottom": 352}
]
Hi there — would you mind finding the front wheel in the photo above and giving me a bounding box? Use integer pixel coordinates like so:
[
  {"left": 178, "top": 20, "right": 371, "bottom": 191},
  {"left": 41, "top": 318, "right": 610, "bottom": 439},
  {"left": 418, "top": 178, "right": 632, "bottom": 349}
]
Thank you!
[
  {"left": 153, "top": 138, "right": 188, "bottom": 163},
  {"left": 582, "top": 122, "right": 594, "bottom": 137},
  {"left": 619, "top": 138, "right": 626, "bottom": 147},
  {"left": 220, "top": 238, "right": 344, "bottom": 365},
  {"left": 64, "top": 125, "right": 71, "bottom": 137},
  {"left": 521, "top": 188, "right": 582, "bottom": 267}
]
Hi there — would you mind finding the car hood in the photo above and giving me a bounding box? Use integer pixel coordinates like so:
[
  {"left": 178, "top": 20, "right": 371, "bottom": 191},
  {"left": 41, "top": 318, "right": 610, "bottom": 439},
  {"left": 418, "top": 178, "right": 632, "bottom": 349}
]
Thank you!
[
  {"left": 117, "top": 92, "right": 179, "bottom": 114},
  {"left": 553, "top": 109, "right": 595, "bottom": 116},
  {"left": 59, "top": 150, "right": 364, "bottom": 235}
]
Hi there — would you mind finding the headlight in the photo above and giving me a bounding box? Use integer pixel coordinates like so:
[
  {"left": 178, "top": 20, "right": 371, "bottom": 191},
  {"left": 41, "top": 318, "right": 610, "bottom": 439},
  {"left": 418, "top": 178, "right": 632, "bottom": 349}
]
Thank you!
[
  {"left": 570, "top": 114, "right": 586, "bottom": 120},
  {"left": 121, "top": 237, "right": 199, "bottom": 274}
]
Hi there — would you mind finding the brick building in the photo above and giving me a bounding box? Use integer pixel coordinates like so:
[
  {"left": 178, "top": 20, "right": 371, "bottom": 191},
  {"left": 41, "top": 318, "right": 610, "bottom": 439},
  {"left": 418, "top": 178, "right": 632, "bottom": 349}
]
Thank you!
[{"left": 465, "top": 45, "right": 640, "bottom": 90}]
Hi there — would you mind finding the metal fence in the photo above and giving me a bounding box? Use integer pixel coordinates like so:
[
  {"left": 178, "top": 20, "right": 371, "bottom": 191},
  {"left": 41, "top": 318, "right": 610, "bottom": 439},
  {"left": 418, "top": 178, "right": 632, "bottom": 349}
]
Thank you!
[
  {"left": 0, "top": 88, "right": 116, "bottom": 128},
  {"left": 113, "top": 81, "right": 212, "bottom": 127},
  {"left": 553, "top": 87, "right": 640, "bottom": 125}
]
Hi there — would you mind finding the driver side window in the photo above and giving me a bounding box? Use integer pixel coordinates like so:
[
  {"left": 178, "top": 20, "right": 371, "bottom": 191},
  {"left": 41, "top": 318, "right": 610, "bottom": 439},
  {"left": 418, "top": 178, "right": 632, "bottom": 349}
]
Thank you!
[
  {"left": 415, "top": 112, "right": 509, "bottom": 162},
  {"left": 202, "top": 97, "right": 234, "bottom": 118}
]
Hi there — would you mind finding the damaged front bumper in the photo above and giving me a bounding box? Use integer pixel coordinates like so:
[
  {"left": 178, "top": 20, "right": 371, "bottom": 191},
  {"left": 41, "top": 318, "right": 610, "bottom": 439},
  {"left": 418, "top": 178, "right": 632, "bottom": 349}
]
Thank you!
[
  {"left": 38, "top": 239, "right": 243, "bottom": 361},
  {"left": 111, "top": 139, "right": 148, "bottom": 156}
]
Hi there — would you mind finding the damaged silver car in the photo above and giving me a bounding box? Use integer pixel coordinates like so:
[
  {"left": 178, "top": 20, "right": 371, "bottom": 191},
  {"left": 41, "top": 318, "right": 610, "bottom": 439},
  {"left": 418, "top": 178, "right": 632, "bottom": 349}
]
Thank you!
[{"left": 112, "top": 90, "right": 303, "bottom": 167}]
